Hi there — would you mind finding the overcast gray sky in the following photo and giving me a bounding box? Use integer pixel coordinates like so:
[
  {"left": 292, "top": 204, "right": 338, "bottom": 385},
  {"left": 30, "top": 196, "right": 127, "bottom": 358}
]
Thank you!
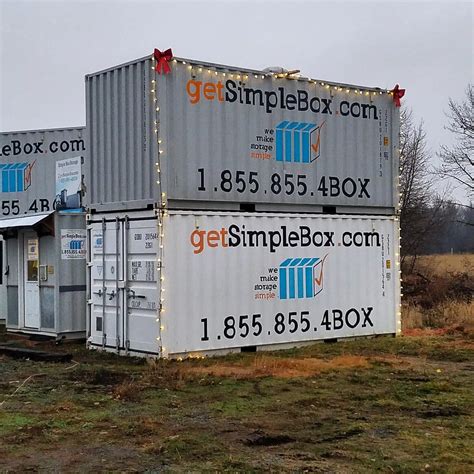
[{"left": 1, "top": 0, "right": 472, "bottom": 201}]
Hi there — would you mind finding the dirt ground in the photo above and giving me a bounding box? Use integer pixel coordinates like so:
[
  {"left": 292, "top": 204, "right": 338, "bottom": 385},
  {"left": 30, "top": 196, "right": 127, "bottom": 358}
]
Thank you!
[{"left": 1, "top": 327, "right": 473, "bottom": 472}]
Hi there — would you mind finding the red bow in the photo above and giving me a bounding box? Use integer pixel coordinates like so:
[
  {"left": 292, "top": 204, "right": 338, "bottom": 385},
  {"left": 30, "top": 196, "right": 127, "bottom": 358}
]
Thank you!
[
  {"left": 154, "top": 48, "right": 173, "bottom": 74},
  {"left": 391, "top": 84, "right": 405, "bottom": 107}
]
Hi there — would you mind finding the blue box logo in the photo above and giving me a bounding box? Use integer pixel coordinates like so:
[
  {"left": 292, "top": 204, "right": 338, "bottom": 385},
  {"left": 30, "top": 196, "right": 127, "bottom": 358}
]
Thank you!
[
  {"left": 279, "top": 257, "right": 326, "bottom": 300},
  {"left": 69, "top": 240, "right": 84, "bottom": 250},
  {"left": 0, "top": 161, "right": 35, "bottom": 193},
  {"left": 275, "top": 121, "right": 323, "bottom": 163}
]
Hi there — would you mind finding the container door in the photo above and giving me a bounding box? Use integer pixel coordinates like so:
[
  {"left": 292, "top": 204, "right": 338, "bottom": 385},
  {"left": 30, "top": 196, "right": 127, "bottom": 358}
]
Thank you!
[
  {"left": 89, "top": 220, "right": 124, "bottom": 350},
  {"left": 123, "top": 219, "right": 159, "bottom": 354},
  {"left": 23, "top": 233, "right": 40, "bottom": 328}
]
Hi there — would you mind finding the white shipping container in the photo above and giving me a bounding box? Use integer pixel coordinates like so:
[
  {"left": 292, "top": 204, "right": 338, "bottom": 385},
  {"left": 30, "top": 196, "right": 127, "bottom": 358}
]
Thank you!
[
  {"left": 86, "top": 55, "right": 400, "bottom": 214},
  {"left": 87, "top": 211, "right": 401, "bottom": 357}
]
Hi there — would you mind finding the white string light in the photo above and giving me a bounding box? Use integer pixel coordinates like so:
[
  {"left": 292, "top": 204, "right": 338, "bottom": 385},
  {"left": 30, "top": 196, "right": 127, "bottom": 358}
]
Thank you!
[
  {"left": 150, "top": 53, "right": 169, "bottom": 357},
  {"left": 171, "top": 57, "right": 394, "bottom": 97}
]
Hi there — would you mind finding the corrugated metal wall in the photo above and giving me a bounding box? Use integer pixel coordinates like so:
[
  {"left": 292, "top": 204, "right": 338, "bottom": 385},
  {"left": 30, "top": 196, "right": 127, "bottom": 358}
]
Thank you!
[{"left": 86, "top": 59, "right": 157, "bottom": 209}]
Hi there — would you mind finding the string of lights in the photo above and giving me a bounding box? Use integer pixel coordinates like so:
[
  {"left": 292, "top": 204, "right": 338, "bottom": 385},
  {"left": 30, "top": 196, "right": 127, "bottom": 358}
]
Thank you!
[
  {"left": 151, "top": 55, "right": 167, "bottom": 357},
  {"left": 170, "top": 57, "right": 395, "bottom": 98}
]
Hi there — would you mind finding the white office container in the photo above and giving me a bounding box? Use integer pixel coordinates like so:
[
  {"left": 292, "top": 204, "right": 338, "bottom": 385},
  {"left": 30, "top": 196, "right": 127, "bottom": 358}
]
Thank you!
[
  {"left": 87, "top": 210, "right": 401, "bottom": 357},
  {"left": 1, "top": 211, "right": 86, "bottom": 339}
]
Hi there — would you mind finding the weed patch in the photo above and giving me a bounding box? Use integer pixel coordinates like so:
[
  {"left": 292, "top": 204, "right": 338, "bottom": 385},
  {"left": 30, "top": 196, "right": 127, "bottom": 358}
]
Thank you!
[
  {"left": 244, "top": 431, "right": 294, "bottom": 446},
  {"left": 182, "top": 354, "right": 370, "bottom": 379},
  {"left": 67, "top": 367, "right": 128, "bottom": 385}
]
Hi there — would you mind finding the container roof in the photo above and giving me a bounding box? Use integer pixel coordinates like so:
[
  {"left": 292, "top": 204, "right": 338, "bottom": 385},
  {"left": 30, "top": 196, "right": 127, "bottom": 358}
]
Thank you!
[
  {"left": 0, "top": 126, "right": 85, "bottom": 136},
  {"left": 85, "top": 53, "right": 389, "bottom": 94}
]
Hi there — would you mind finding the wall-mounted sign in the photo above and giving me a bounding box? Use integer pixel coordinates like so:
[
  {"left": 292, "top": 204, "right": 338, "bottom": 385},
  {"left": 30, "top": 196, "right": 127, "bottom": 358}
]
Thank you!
[
  {"left": 27, "top": 239, "right": 39, "bottom": 260},
  {"left": 55, "top": 157, "right": 82, "bottom": 210},
  {"left": 61, "top": 229, "right": 86, "bottom": 259}
]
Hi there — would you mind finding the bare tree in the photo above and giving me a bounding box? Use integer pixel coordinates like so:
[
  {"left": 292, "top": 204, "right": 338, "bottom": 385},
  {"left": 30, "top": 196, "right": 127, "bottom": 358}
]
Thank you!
[
  {"left": 438, "top": 84, "right": 474, "bottom": 197},
  {"left": 399, "top": 109, "right": 448, "bottom": 270},
  {"left": 399, "top": 109, "right": 431, "bottom": 216}
]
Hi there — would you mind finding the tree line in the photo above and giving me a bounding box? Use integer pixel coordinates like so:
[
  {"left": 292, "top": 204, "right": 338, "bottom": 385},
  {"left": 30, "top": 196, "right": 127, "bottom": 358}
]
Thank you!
[{"left": 400, "top": 84, "right": 473, "bottom": 266}]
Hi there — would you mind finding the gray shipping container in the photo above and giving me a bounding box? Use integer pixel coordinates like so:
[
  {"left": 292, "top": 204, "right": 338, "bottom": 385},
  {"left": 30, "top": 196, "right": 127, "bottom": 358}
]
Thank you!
[
  {"left": 0, "top": 126, "right": 87, "bottom": 338},
  {"left": 86, "top": 55, "right": 400, "bottom": 214},
  {"left": 1, "top": 211, "right": 86, "bottom": 339}
]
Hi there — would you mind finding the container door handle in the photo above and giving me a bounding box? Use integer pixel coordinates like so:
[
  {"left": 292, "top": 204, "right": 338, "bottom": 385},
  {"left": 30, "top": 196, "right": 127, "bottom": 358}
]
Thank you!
[
  {"left": 107, "top": 290, "right": 116, "bottom": 300},
  {"left": 127, "top": 289, "right": 146, "bottom": 299}
]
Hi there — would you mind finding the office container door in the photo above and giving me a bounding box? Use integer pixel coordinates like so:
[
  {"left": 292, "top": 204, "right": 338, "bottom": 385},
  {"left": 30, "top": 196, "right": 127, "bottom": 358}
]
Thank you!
[{"left": 23, "top": 233, "right": 40, "bottom": 328}]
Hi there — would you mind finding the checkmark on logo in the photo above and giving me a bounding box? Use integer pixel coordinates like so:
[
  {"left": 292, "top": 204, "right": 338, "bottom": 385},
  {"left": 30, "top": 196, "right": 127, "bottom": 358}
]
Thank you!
[
  {"left": 311, "top": 121, "right": 326, "bottom": 155},
  {"left": 314, "top": 254, "right": 328, "bottom": 288}
]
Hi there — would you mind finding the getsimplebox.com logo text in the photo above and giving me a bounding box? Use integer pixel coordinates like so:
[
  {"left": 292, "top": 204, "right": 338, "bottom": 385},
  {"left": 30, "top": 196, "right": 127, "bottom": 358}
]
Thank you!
[
  {"left": 190, "top": 225, "right": 381, "bottom": 255},
  {"left": 185, "top": 79, "right": 379, "bottom": 120}
]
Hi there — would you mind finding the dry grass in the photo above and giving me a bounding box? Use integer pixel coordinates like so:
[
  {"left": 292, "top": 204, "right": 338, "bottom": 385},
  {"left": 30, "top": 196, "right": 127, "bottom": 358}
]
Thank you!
[
  {"left": 402, "top": 303, "right": 424, "bottom": 330},
  {"left": 138, "top": 354, "right": 372, "bottom": 382},
  {"left": 428, "top": 300, "right": 474, "bottom": 327},
  {"left": 144, "top": 361, "right": 186, "bottom": 390},
  {"left": 182, "top": 354, "right": 370, "bottom": 379},
  {"left": 416, "top": 253, "right": 474, "bottom": 277},
  {"left": 112, "top": 379, "right": 141, "bottom": 401},
  {"left": 403, "top": 300, "right": 474, "bottom": 332},
  {"left": 402, "top": 253, "right": 474, "bottom": 335}
]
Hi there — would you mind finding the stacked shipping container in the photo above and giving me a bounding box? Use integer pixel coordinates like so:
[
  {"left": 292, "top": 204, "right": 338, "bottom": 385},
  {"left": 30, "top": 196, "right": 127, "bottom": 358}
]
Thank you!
[{"left": 85, "top": 53, "right": 401, "bottom": 357}]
